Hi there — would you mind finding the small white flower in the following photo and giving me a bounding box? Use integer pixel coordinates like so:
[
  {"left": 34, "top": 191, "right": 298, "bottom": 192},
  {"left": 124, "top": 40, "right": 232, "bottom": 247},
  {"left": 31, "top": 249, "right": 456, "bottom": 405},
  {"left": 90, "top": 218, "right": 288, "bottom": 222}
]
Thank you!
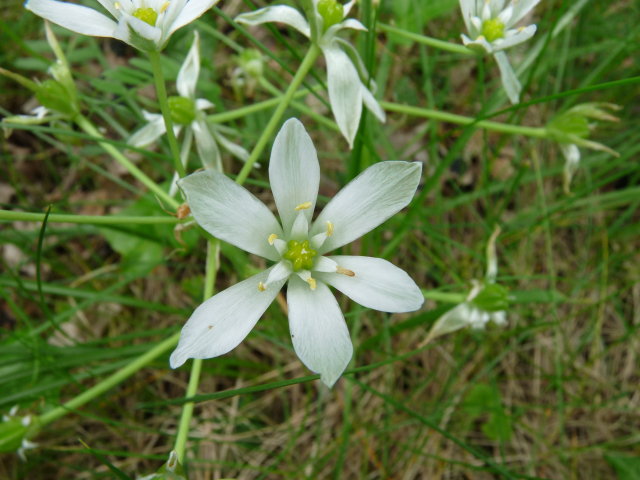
[
  {"left": 128, "top": 31, "right": 249, "bottom": 195},
  {"left": 459, "top": 0, "right": 540, "bottom": 104},
  {"left": 170, "top": 118, "right": 423, "bottom": 387},
  {"left": 25, "top": 0, "right": 219, "bottom": 51},
  {"left": 236, "top": 0, "right": 386, "bottom": 149},
  {"left": 426, "top": 226, "right": 508, "bottom": 342}
]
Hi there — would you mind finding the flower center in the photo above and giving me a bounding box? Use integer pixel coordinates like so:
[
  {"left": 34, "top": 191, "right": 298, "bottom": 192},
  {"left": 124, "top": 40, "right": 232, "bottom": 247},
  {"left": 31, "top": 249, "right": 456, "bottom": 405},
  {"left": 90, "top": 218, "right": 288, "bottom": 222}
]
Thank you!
[
  {"left": 317, "top": 0, "right": 344, "bottom": 30},
  {"left": 481, "top": 18, "right": 505, "bottom": 42},
  {"left": 133, "top": 7, "right": 158, "bottom": 26},
  {"left": 283, "top": 240, "right": 317, "bottom": 272},
  {"left": 168, "top": 96, "right": 197, "bottom": 125}
]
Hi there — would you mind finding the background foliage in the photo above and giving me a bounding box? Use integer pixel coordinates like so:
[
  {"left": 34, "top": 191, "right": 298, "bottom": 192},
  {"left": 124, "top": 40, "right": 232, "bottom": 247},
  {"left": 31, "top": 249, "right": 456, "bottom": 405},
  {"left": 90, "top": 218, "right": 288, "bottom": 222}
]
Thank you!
[{"left": 1, "top": 0, "right": 639, "bottom": 478}]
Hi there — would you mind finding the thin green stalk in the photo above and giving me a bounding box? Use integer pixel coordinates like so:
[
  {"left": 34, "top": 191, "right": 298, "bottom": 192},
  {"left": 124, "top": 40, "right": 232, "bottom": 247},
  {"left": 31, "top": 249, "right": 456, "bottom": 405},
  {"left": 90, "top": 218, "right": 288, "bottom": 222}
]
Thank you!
[
  {"left": 423, "top": 290, "right": 466, "bottom": 304},
  {"left": 74, "top": 114, "right": 179, "bottom": 210},
  {"left": 148, "top": 51, "right": 185, "bottom": 178},
  {"left": 37, "top": 332, "right": 180, "bottom": 427},
  {"left": 381, "top": 101, "right": 549, "bottom": 139},
  {"left": 0, "top": 209, "right": 178, "bottom": 225},
  {"left": 173, "top": 240, "right": 219, "bottom": 462},
  {"left": 235, "top": 44, "right": 322, "bottom": 185},
  {"left": 377, "top": 23, "right": 475, "bottom": 56},
  {"left": 207, "top": 85, "right": 320, "bottom": 124}
]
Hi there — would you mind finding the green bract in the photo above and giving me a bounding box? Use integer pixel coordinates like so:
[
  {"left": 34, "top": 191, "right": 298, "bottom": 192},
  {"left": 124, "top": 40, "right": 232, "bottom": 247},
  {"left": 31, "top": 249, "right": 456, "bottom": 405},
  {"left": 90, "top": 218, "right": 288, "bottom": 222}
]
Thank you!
[{"left": 35, "top": 79, "right": 77, "bottom": 116}]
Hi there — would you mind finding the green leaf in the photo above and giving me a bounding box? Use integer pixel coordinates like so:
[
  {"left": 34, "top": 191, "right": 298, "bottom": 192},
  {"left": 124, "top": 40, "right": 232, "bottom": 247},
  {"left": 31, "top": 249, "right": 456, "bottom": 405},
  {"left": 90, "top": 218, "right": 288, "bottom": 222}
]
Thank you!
[{"left": 605, "top": 454, "right": 640, "bottom": 480}]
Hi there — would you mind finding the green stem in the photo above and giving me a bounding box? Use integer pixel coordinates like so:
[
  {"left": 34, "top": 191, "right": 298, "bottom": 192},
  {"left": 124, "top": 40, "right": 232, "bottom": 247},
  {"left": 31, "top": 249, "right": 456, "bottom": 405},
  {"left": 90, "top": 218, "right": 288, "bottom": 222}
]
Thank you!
[
  {"left": 207, "top": 85, "right": 320, "bottom": 124},
  {"left": 0, "top": 209, "right": 179, "bottom": 225},
  {"left": 234, "top": 44, "right": 321, "bottom": 185},
  {"left": 148, "top": 51, "right": 186, "bottom": 178},
  {"left": 38, "top": 332, "right": 180, "bottom": 427},
  {"left": 423, "top": 290, "right": 466, "bottom": 304},
  {"left": 377, "top": 23, "right": 476, "bottom": 56},
  {"left": 74, "top": 115, "right": 180, "bottom": 210},
  {"left": 173, "top": 240, "right": 220, "bottom": 463},
  {"left": 381, "top": 101, "right": 549, "bottom": 139}
]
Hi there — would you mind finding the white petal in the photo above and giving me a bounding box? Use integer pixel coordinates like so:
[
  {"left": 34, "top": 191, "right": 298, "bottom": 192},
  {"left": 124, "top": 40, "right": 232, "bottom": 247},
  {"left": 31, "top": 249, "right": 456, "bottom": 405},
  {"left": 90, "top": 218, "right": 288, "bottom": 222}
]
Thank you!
[
  {"left": 491, "top": 310, "right": 507, "bottom": 326},
  {"left": 311, "top": 161, "right": 422, "bottom": 253},
  {"left": 317, "top": 256, "right": 423, "bottom": 312},
  {"left": 459, "top": 0, "right": 475, "bottom": 33},
  {"left": 508, "top": 0, "right": 540, "bottom": 26},
  {"left": 361, "top": 84, "right": 386, "bottom": 122},
  {"left": 178, "top": 170, "right": 283, "bottom": 261},
  {"left": 128, "top": 115, "right": 166, "bottom": 147},
  {"left": 96, "top": 0, "right": 119, "bottom": 18},
  {"left": 235, "top": 6, "right": 311, "bottom": 38},
  {"left": 427, "top": 302, "right": 473, "bottom": 340},
  {"left": 314, "top": 256, "right": 338, "bottom": 273},
  {"left": 177, "top": 31, "right": 200, "bottom": 98},
  {"left": 114, "top": 12, "right": 162, "bottom": 47},
  {"left": 290, "top": 211, "right": 309, "bottom": 240},
  {"left": 287, "top": 276, "right": 353, "bottom": 387},
  {"left": 170, "top": 267, "right": 285, "bottom": 368},
  {"left": 196, "top": 98, "right": 215, "bottom": 110},
  {"left": 323, "top": 18, "right": 366, "bottom": 39},
  {"left": 322, "top": 43, "right": 363, "bottom": 148},
  {"left": 269, "top": 118, "right": 320, "bottom": 234},
  {"left": 168, "top": 0, "right": 219, "bottom": 37},
  {"left": 493, "top": 24, "right": 536, "bottom": 50},
  {"left": 192, "top": 119, "right": 222, "bottom": 171},
  {"left": 211, "top": 129, "right": 250, "bottom": 162},
  {"left": 25, "top": 0, "right": 117, "bottom": 37},
  {"left": 494, "top": 51, "right": 521, "bottom": 104}
]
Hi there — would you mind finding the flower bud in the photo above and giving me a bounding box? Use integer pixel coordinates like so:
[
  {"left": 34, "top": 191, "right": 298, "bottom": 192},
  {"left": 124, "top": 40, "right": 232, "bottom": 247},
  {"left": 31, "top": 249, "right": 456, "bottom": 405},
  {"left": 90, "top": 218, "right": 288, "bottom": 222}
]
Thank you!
[
  {"left": 168, "top": 96, "right": 197, "bottom": 125},
  {"left": 35, "top": 79, "right": 77, "bottom": 116},
  {"left": 0, "top": 408, "right": 38, "bottom": 460},
  {"left": 470, "top": 283, "right": 510, "bottom": 312},
  {"left": 317, "top": 0, "right": 344, "bottom": 30}
]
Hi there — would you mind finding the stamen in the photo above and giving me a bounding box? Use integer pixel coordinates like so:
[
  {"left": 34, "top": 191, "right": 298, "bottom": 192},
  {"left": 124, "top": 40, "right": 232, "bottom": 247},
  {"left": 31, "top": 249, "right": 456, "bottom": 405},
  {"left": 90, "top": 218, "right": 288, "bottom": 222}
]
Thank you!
[
  {"left": 326, "top": 221, "right": 334, "bottom": 237},
  {"left": 306, "top": 277, "right": 317, "bottom": 290},
  {"left": 336, "top": 266, "right": 355, "bottom": 277},
  {"left": 114, "top": 1, "right": 121, "bottom": 9},
  {"left": 268, "top": 233, "right": 278, "bottom": 245},
  {"left": 258, "top": 282, "right": 266, "bottom": 292},
  {"left": 295, "top": 201, "right": 312, "bottom": 211},
  {"left": 160, "top": 1, "right": 170, "bottom": 13}
]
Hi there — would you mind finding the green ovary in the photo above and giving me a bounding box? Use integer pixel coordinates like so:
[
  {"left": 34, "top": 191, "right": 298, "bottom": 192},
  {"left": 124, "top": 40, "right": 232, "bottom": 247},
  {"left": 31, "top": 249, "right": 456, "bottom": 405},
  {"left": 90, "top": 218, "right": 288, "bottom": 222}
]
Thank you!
[
  {"left": 481, "top": 18, "right": 505, "bottom": 42},
  {"left": 168, "top": 96, "right": 197, "bottom": 125},
  {"left": 317, "top": 0, "right": 344, "bottom": 30},
  {"left": 133, "top": 7, "right": 158, "bottom": 26},
  {"left": 283, "top": 240, "right": 317, "bottom": 272}
]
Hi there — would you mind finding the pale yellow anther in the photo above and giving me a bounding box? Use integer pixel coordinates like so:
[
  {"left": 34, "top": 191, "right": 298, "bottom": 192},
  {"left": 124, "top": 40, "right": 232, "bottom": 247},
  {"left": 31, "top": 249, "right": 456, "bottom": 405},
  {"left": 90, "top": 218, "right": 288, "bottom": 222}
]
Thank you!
[
  {"left": 295, "top": 201, "right": 312, "bottom": 211},
  {"left": 268, "top": 233, "right": 278, "bottom": 245},
  {"left": 306, "top": 277, "right": 317, "bottom": 290},
  {"left": 336, "top": 266, "right": 355, "bottom": 277},
  {"left": 114, "top": 1, "right": 121, "bottom": 8},
  {"left": 326, "top": 221, "right": 334, "bottom": 237},
  {"left": 258, "top": 282, "right": 266, "bottom": 292},
  {"left": 518, "top": 26, "right": 525, "bottom": 32},
  {"left": 160, "top": 1, "right": 170, "bottom": 12}
]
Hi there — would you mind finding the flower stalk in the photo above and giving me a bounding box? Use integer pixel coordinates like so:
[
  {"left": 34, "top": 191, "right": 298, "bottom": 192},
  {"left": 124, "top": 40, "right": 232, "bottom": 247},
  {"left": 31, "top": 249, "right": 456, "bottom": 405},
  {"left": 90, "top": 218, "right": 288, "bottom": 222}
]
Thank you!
[
  {"left": 148, "top": 50, "right": 187, "bottom": 178},
  {"left": 234, "top": 44, "right": 321, "bottom": 185},
  {"left": 74, "top": 114, "right": 180, "bottom": 209}
]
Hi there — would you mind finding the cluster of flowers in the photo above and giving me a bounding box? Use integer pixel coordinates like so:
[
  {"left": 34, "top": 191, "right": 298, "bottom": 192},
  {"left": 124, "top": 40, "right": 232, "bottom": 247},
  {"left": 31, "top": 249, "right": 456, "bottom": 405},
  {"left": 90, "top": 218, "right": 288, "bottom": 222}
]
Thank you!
[{"left": 16, "top": 0, "right": 530, "bottom": 389}]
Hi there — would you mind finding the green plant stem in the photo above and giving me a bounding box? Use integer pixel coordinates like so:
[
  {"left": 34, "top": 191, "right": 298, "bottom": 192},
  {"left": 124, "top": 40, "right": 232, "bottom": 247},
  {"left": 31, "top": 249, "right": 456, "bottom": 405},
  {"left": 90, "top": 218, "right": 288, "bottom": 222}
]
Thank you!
[
  {"left": 423, "top": 290, "right": 466, "bottom": 303},
  {"left": 377, "top": 23, "right": 476, "bottom": 56},
  {"left": 381, "top": 101, "right": 549, "bottom": 139},
  {"left": 235, "top": 44, "right": 321, "bottom": 185},
  {"left": 37, "top": 332, "right": 180, "bottom": 427},
  {"left": 0, "top": 209, "right": 179, "bottom": 225},
  {"left": 74, "top": 114, "right": 179, "bottom": 210},
  {"left": 148, "top": 50, "right": 185, "bottom": 178},
  {"left": 173, "top": 240, "right": 219, "bottom": 463},
  {"left": 207, "top": 85, "right": 320, "bottom": 124}
]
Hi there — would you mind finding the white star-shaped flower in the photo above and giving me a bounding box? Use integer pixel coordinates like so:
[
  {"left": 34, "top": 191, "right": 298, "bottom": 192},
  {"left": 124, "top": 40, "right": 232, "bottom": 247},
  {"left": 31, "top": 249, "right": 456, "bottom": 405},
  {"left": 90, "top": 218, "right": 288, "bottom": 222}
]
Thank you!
[
  {"left": 235, "top": 0, "right": 386, "bottom": 149},
  {"left": 25, "top": 0, "right": 219, "bottom": 51},
  {"left": 459, "top": 0, "right": 540, "bottom": 103},
  {"left": 170, "top": 118, "right": 423, "bottom": 387},
  {"left": 128, "top": 31, "right": 249, "bottom": 195}
]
